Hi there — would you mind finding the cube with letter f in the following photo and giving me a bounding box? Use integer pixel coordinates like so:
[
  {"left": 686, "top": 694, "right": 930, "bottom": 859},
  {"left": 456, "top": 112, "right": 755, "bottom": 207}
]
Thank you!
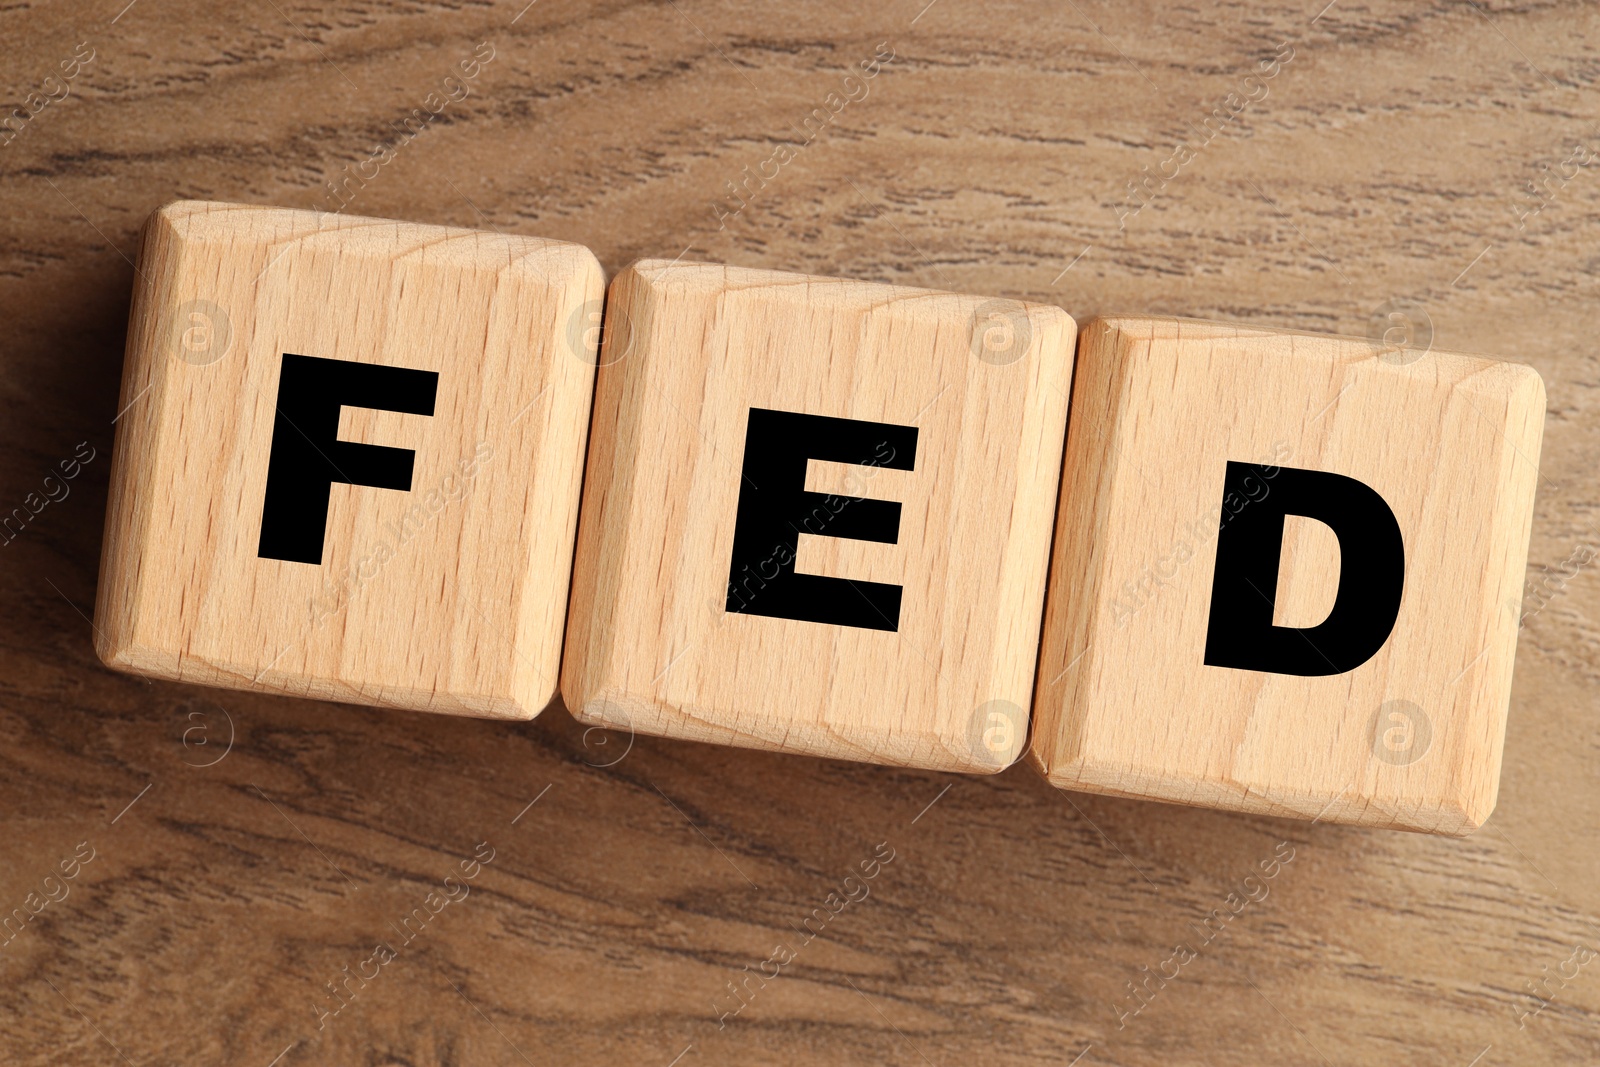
[{"left": 94, "top": 201, "right": 603, "bottom": 718}]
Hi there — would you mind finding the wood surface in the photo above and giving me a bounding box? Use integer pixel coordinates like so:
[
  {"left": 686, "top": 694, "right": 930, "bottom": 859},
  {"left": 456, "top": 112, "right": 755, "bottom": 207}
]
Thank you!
[
  {"left": 94, "top": 200, "right": 602, "bottom": 719},
  {"left": 2, "top": 1, "right": 1598, "bottom": 1064},
  {"left": 1030, "top": 316, "right": 1544, "bottom": 834},
  {"left": 563, "top": 260, "right": 1073, "bottom": 773}
]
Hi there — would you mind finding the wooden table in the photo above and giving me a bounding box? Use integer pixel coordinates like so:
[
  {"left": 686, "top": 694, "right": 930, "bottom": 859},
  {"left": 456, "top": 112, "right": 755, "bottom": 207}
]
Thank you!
[{"left": 2, "top": 1, "right": 1597, "bottom": 1063}]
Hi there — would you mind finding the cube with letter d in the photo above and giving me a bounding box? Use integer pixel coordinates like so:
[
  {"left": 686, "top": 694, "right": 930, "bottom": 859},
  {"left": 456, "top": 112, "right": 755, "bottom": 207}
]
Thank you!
[
  {"left": 561, "top": 261, "right": 1075, "bottom": 772},
  {"left": 95, "top": 201, "right": 603, "bottom": 718},
  {"left": 1030, "top": 316, "right": 1545, "bottom": 833}
]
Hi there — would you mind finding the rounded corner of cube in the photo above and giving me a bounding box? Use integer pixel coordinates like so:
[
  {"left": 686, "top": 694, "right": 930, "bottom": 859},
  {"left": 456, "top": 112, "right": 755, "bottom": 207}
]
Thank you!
[
  {"left": 1075, "top": 315, "right": 1154, "bottom": 366},
  {"left": 497, "top": 685, "right": 557, "bottom": 723},
  {"left": 556, "top": 242, "right": 607, "bottom": 295},
  {"left": 1022, "top": 300, "right": 1078, "bottom": 336},
  {"left": 148, "top": 198, "right": 203, "bottom": 224},
  {"left": 1436, "top": 782, "right": 1500, "bottom": 838},
  {"left": 611, "top": 258, "right": 657, "bottom": 285},
  {"left": 1507, "top": 359, "right": 1548, "bottom": 415},
  {"left": 145, "top": 199, "right": 227, "bottom": 242},
  {"left": 556, "top": 672, "right": 600, "bottom": 726},
  {"left": 615, "top": 257, "right": 715, "bottom": 301},
  {"left": 944, "top": 730, "right": 1030, "bottom": 777},
  {"left": 92, "top": 629, "right": 132, "bottom": 673},
  {"left": 564, "top": 684, "right": 644, "bottom": 735},
  {"left": 92, "top": 626, "right": 166, "bottom": 682},
  {"left": 1022, "top": 727, "right": 1082, "bottom": 789}
]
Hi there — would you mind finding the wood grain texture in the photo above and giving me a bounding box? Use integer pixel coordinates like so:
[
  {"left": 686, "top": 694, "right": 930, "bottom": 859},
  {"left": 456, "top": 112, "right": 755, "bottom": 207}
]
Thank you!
[
  {"left": 1, "top": 1, "right": 1598, "bottom": 1065},
  {"left": 562, "top": 260, "right": 1073, "bottom": 773},
  {"left": 93, "top": 200, "right": 602, "bottom": 718},
  {"left": 1030, "top": 316, "right": 1544, "bottom": 834}
]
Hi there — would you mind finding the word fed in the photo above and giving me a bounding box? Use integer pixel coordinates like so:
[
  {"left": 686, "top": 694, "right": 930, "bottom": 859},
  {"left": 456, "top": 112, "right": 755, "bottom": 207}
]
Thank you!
[{"left": 94, "top": 202, "right": 1546, "bottom": 834}]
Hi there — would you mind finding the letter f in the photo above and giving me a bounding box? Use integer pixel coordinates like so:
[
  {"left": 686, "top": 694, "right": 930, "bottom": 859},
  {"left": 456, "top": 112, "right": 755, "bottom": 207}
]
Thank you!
[{"left": 258, "top": 353, "right": 439, "bottom": 565}]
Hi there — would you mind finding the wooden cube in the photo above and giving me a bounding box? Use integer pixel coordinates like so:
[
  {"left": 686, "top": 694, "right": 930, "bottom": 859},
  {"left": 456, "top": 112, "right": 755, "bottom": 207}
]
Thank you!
[
  {"left": 561, "top": 262, "right": 1075, "bottom": 772},
  {"left": 1031, "top": 317, "right": 1545, "bottom": 833},
  {"left": 94, "top": 201, "right": 603, "bottom": 718}
]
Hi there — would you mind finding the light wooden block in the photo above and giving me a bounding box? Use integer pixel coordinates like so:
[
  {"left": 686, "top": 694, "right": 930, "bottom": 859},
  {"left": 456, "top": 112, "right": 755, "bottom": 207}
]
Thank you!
[
  {"left": 1030, "top": 316, "right": 1545, "bottom": 833},
  {"left": 94, "top": 201, "right": 603, "bottom": 718},
  {"left": 561, "top": 261, "right": 1075, "bottom": 772}
]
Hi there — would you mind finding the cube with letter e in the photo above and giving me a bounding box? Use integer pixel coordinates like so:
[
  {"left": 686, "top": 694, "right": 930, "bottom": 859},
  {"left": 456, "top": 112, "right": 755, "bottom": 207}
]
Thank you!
[
  {"left": 561, "top": 261, "right": 1076, "bottom": 772},
  {"left": 1030, "top": 316, "right": 1544, "bottom": 833}
]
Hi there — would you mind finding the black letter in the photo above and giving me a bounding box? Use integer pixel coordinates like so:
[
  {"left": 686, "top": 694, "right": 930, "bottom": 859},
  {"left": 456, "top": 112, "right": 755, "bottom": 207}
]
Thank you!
[
  {"left": 258, "top": 353, "right": 439, "bottom": 565},
  {"left": 726, "top": 408, "right": 917, "bottom": 631},
  {"left": 1203, "top": 462, "right": 1403, "bottom": 676}
]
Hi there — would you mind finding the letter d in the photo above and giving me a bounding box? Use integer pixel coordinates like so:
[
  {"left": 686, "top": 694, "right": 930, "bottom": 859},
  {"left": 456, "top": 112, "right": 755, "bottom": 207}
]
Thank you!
[{"left": 1203, "top": 462, "right": 1403, "bottom": 676}]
